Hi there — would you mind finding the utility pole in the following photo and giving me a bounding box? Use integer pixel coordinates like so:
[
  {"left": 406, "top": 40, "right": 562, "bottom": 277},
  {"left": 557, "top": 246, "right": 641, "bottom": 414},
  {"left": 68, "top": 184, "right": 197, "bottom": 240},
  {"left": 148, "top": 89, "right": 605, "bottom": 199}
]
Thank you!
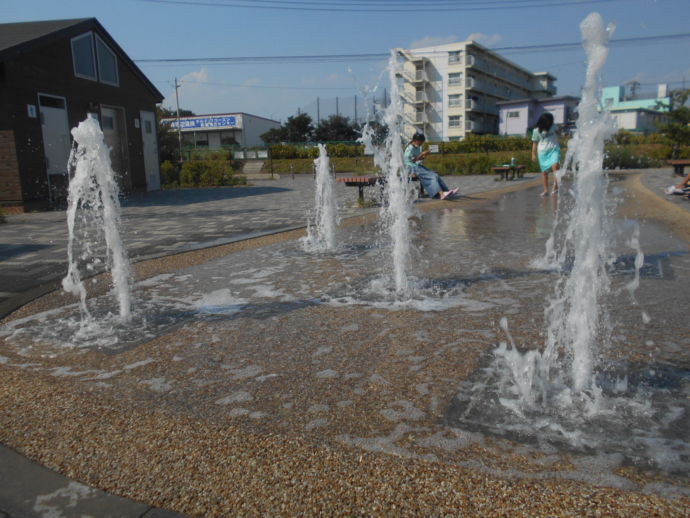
[
  {"left": 317, "top": 96, "right": 320, "bottom": 123},
  {"left": 174, "top": 77, "right": 183, "bottom": 163},
  {"left": 354, "top": 95, "right": 358, "bottom": 124}
]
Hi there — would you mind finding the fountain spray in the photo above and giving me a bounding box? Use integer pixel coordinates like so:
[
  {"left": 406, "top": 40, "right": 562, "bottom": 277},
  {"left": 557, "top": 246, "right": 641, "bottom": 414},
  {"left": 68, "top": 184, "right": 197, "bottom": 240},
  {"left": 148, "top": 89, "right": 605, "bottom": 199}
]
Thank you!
[
  {"left": 361, "top": 50, "right": 415, "bottom": 297},
  {"left": 62, "top": 115, "right": 133, "bottom": 324},
  {"left": 303, "top": 143, "right": 339, "bottom": 251}
]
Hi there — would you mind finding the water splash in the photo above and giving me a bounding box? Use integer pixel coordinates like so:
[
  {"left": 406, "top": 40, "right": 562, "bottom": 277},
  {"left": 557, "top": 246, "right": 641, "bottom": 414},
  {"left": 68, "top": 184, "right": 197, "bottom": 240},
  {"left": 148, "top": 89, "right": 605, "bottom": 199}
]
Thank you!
[
  {"left": 361, "top": 50, "right": 416, "bottom": 297},
  {"left": 302, "top": 144, "right": 339, "bottom": 251},
  {"left": 496, "top": 12, "right": 618, "bottom": 407},
  {"left": 62, "top": 115, "right": 133, "bottom": 325}
]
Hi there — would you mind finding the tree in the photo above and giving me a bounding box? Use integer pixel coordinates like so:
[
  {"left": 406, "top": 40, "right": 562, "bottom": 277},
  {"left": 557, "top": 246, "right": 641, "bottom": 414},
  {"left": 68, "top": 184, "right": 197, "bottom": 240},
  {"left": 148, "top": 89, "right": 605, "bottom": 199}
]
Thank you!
[
  {"left": 656, "top": 89, "right": 690, "bottom": 158},
  {"left": 261, "top": 113, "right": 314, "bottom": 144},
  {"left": 157, "top": 106, "right": 195, "bottom": 163},
  {"left": 260, "top": 126, "right": 287, "bottom": 144},
  {"left": 314, "top": 114, "right": 360, "bottom": 142}
]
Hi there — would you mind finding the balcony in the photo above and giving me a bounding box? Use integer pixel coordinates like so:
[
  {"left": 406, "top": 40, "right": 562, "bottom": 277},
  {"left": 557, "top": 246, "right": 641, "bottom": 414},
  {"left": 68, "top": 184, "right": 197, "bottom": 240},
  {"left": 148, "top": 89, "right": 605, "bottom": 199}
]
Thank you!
[
  {"left": 466, "top": 98, "right": 480, "bottom": 111},
  {"left": 405, "top": 111, "right": 429, "bottom": 125},
  {"left": 397, "top": 48, "right": 427, "bottom": 64},
  {"left": 465, "top": 120, "right": 482, "bottom": 132},
  {"left": 398, "top": 69, "right": 429, "bottom": 85},
  {"left": 401, "top": 89, "right": 429, "bottom": 106}
]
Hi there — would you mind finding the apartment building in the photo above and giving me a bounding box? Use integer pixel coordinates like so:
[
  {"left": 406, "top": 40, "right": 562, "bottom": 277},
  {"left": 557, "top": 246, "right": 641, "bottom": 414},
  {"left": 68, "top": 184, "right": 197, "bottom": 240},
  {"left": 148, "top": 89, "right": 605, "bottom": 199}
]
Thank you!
[{"left": 396, "top": 41, "right": 556, "bottom": 141}]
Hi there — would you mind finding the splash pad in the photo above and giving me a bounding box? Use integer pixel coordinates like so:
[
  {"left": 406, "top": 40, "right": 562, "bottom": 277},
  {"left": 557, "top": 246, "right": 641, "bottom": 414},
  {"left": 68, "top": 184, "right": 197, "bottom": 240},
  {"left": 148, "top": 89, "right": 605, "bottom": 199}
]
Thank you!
[{"left": 0, "top": 14, "right": 689, "bottom": 516}]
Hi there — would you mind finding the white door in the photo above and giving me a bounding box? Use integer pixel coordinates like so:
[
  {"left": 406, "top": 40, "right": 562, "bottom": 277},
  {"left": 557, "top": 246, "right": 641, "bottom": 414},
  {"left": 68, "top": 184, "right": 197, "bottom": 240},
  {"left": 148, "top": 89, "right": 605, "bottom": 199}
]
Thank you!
[
  {"left": 140, "top": 110, "right": 160, "bottom": 190},
  {"left": 100, "top": 106, "right": 128, "bottom": 189},
  {"left": 38, "top": 94, "right": 71, "bottom": 176}
]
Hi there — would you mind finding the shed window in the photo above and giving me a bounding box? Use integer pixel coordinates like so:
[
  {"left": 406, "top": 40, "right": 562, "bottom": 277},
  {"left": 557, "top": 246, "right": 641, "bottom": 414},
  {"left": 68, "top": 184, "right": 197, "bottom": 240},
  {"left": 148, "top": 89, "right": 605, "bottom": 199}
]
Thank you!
[
  {"left": 71, "top": 33, "right": 96, "bottom": 80},
  {"left": 96, "top": 35, "right": 119, "bottom": 86},
  {"left": 508, "top": 111, "right": 520, "bottom": 118}
]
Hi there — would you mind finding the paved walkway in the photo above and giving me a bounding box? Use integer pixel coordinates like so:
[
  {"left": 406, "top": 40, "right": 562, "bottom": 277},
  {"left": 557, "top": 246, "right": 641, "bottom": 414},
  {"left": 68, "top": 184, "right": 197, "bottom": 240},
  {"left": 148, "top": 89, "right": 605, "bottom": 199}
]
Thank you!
[
  {"left": 0, "top": 167, "right": 686, "bottom": 517},
  {"left": 0, "top": 173, "right": 532, "bottom": 318}
]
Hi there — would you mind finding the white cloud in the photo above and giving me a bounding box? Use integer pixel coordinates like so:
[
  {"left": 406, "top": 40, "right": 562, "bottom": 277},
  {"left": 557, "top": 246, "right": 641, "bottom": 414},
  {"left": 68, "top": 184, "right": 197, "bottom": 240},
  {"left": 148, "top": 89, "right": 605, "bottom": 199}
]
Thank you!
[
  {"left": 409, "top": 35, "right": 458, "bottom": 50},
  {"left": 466, "top": 32, "right": 503, "bottom": 48}
]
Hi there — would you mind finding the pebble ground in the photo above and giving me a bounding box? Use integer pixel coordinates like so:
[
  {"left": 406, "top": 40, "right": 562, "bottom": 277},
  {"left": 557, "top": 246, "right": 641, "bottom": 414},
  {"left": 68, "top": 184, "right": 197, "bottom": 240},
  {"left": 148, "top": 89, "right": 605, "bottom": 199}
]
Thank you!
[{"left": 1, "top": 170, "right": 689, "bottom": 517}]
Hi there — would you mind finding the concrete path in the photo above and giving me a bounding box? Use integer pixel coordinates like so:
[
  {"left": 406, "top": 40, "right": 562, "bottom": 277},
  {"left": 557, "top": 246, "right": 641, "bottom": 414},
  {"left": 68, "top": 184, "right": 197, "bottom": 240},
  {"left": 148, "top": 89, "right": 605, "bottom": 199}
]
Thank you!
[
  {"left": 0, "top": 173, "right": 533, "bottom": 318},
  {"left": 0, "top": 168, "right": 686, "bottom": 517}
]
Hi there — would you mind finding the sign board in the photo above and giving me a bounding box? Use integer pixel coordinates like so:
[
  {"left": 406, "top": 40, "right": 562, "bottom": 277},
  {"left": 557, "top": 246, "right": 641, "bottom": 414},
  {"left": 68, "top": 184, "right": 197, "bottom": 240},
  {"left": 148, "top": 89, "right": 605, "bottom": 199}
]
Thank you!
[
  {"left": 428, "top": 144, "right": 439, "bottom": 153},
  {"left": 162, "top": 114, "right": 242, "bottom": 131}
]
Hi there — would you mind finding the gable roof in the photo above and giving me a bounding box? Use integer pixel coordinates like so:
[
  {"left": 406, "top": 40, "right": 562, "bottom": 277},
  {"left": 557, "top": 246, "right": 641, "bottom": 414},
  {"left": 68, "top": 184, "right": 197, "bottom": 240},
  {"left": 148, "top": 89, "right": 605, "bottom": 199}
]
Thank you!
[{"left": 0, "top": 18, "right": 163, "bottom": 101}]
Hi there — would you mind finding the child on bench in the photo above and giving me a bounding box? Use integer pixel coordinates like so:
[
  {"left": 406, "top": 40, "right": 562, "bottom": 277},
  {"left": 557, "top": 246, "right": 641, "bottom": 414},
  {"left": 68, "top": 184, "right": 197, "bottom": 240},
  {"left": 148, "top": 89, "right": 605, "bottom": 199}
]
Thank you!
[{"left": 404, "top": 132, "right": 458, "bottom": 200}]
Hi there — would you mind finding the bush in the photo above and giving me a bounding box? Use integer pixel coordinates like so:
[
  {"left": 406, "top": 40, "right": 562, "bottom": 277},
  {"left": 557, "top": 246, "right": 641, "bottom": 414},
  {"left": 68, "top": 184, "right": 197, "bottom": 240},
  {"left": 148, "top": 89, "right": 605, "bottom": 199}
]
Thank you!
[
  {"left": 603, "top": 146, "right": 665, "bottom": 169},
  {"left": 179, "top": 160, "right": 206, "bottom": 186},
  {"left": 160, "top": 160, "right": 179, "bottom": 186},
  {"left": 177, "top": 158, "right": 239, "bottom": 187}
]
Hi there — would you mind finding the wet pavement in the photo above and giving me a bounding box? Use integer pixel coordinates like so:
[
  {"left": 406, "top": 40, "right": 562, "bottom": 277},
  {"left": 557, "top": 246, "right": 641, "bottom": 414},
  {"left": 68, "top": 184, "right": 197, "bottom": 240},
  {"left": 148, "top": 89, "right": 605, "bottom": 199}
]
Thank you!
[
  {"left": 0, "top": 168, "right": 688, "bottom": 517},
  {"left": 0, "top": 173, "right": 531, "bottom": 318}
]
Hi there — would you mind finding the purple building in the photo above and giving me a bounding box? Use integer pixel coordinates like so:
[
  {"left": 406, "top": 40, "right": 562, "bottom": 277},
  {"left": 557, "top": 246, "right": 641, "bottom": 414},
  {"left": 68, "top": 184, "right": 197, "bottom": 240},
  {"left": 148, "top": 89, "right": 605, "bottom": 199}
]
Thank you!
[{"left": 497, "top": 96, "right": 579, "bottom": 136}]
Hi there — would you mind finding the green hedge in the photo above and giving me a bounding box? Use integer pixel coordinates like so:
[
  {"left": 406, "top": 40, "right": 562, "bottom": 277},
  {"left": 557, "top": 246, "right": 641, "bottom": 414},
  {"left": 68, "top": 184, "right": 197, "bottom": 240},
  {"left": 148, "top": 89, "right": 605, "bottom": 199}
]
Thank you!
[{"left": 161, "top": 159, "right": 247, "bottom": 188}]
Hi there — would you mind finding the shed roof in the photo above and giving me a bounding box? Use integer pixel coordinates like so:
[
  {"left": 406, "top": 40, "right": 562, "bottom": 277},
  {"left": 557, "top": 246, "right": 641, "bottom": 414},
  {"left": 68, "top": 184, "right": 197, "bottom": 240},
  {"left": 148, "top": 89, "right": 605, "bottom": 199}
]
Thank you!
[{"left": 0, "top": 18, "right": 163, "bottom": 101}]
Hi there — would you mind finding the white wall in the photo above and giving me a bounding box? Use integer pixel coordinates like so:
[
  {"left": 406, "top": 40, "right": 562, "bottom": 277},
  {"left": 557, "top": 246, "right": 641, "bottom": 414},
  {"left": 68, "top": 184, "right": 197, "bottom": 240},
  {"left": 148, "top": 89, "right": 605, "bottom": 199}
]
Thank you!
[
  {"left": 242, "top": 115, "right": 281, "bottom": 147},
  {"left": 500, "top": 106, "right": 529, "bottom": 135}
]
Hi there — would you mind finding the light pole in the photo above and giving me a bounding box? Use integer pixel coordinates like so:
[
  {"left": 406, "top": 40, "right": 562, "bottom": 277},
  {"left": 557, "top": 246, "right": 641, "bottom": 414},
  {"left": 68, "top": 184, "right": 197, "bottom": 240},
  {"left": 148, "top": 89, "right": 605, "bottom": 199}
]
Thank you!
[{"left": 174, "top": 77, "right": 183, "bottom": 163}]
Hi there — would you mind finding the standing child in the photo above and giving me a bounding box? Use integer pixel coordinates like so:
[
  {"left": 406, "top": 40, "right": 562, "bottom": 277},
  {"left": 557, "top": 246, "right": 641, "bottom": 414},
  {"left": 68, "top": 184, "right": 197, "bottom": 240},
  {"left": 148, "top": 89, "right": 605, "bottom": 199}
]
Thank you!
[{"left": 531, "top": 112, "right": 560, "bottom": 197}]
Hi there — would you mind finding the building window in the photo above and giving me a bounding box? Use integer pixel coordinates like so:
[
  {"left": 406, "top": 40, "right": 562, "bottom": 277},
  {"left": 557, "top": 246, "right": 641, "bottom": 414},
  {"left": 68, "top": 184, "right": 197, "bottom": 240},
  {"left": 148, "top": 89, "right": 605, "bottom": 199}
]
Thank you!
[
  {"left": 449, "top": 115, "right": 462, "bottom": 128},
  {"left": 449, "top": 72, "right": 462, "bottom": 86},
  {"left": 72, "top": 32, "right": 119, "bottom": 87},
  {"left": 95, "top": 35, "right": 119, "bottom": 86},
  {"left": 195, "top": 133, "right": 209, "bottom": 147},
  {"left": 508, "top": 111, "right": 520, "bottom": 118},
  {"left": 101, "top": 114, "right": 115, "bottom": 130},
  {"left": 71, "top": 33, "right": 96, "bottom": 80},
  {"left": 449, "top": 94, "right": 462, "bottom": 107},
  {"left": 448, "top": 51, "right": 461, "bottom": 64}
]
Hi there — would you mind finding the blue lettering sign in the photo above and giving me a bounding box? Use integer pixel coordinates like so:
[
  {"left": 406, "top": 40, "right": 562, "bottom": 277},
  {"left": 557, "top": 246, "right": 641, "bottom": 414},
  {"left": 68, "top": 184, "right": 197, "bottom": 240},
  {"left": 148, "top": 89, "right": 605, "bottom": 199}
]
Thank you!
[{"left": 164, "top": 115, "right": 240, "bottom": 130}]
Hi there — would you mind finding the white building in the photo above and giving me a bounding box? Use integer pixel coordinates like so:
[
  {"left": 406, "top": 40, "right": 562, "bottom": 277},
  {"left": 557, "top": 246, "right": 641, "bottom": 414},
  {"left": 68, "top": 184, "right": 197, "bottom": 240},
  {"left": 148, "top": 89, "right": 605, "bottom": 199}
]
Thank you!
[
  {"left": 161, "top": 112, "right": 280, "bottom": 149},
  {"left": 497, "top": 96, "right": 579, "bottom": 136},
  {"left": 601, "top": 84, "right": 671, "bottom": 133},
  {"left": 396, "top": 41, "right": 556, "bottom": 141}
]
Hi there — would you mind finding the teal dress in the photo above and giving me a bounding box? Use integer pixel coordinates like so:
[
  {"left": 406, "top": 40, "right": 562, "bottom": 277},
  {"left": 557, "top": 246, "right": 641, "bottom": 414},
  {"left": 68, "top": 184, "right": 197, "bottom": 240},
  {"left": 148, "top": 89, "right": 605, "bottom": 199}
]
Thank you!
[{"left": 532, "top": 127, "right": 560, "bottom": 172}]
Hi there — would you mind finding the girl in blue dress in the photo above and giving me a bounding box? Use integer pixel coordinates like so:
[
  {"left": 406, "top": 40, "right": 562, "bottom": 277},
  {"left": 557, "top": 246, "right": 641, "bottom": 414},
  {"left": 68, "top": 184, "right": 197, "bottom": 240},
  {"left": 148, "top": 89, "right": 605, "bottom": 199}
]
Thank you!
[{"left": 531, "top": 112, "right": 560, "bottom": 196}]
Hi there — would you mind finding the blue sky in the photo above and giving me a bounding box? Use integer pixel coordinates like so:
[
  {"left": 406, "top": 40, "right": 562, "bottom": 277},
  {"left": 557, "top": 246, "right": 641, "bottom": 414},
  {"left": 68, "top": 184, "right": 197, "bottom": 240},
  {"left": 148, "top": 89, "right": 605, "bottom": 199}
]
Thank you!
[{"left": 4, "top": 0, "right": 690, "bottom": 122}]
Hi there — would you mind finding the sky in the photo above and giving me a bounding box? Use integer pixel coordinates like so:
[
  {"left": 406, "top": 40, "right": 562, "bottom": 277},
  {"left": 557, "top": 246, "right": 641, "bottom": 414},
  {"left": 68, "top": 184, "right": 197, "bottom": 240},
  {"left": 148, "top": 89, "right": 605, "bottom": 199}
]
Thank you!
[{"left": 4, "top": 0, "right": 690, "bottom": 122}]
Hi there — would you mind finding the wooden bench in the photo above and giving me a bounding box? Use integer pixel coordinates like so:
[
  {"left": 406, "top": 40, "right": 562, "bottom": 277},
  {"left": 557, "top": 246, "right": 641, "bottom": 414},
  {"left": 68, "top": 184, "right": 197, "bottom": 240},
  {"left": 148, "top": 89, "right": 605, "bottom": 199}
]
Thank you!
[
  {"left": 667, "top": 159, "right": 690, "bottom": 177},
  {"left": 337, "top": 175, "right": 424, "bottom": 205},
  {"left": 337, "top": 176, "right": 384, "bottom": 205},
  {"left": 492, "top": 165, "right": 525, "bottom": 181}
]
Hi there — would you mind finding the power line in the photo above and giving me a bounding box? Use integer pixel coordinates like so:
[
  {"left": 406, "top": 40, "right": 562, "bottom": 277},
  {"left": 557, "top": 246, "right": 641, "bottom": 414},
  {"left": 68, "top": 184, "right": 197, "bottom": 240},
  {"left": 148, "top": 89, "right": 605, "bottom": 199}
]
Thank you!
[
  {"left": 135, "top": 32, "right": 690, "bottom": 65},
  {"left": 174, "top": 79, "right": 357, "bottom": 90},
  {"left": 134, "top": 0, "right": 623, "bottom": 13}
]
